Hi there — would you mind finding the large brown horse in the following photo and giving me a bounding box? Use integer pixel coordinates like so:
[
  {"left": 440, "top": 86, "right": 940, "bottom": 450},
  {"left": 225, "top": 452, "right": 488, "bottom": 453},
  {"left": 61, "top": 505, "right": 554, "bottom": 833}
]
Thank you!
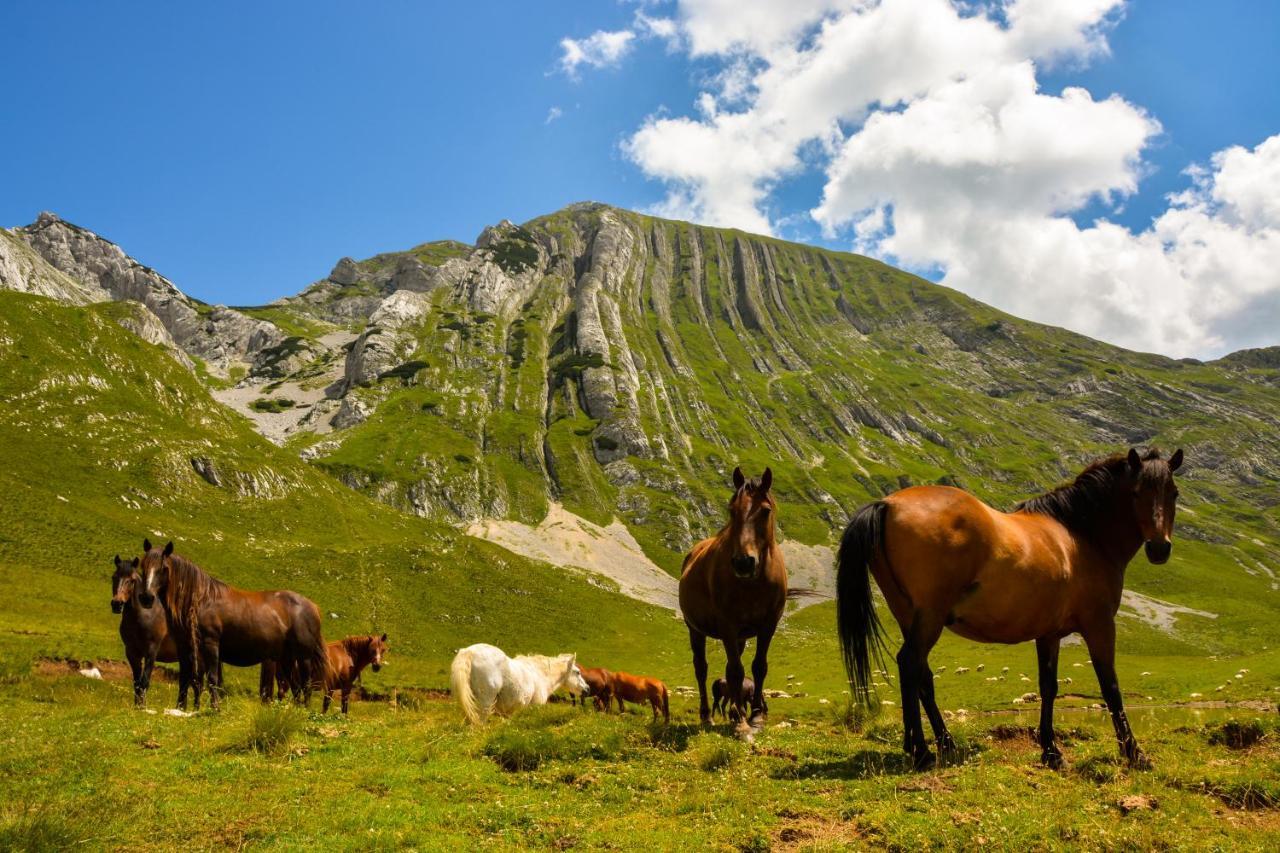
[
  {"left": 680, "top": 466, "right": 787, "bottom": 730},
  {"left": 136, "top": 539, "right": 328, "bottom": 710},
  {"left": 111, "top": 555, "right": 180, "bottom": 707},
  {"left": 836, "top": 448, "right": 1184, "bottom": 770}
]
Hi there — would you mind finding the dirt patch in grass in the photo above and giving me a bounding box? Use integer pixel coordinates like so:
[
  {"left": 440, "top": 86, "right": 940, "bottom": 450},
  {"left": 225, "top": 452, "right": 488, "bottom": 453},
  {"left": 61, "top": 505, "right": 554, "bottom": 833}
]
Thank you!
[{"left": 33, "top": 657, "right": 177, "bottom": 682}]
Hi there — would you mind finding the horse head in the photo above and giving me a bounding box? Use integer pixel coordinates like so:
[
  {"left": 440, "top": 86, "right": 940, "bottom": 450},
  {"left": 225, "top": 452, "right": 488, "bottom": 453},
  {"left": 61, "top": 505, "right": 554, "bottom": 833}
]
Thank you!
[
  {"left": 369, "top": 633, "right": 389, "bottom": 672},
  {"left": 1127, "top": 447, "right": 1183, "bottom": 565},
  {"left": 111, "top": 554, "right": 140, "bottom": 614},
  {"left": 728, "top": 466, "right": 776, "bottom": 580},
  {"left": 563, "top": 655, "right": 589, "bottom": 695},
  {"left": 136, "top": 538, "right": 174, "bottom": 609}
]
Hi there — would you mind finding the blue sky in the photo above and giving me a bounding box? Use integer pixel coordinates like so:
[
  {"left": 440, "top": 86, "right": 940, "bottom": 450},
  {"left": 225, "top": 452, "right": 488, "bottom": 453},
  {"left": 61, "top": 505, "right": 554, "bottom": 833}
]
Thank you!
[{"left": 2, "top": 1, "right": 1277, "bottom": 356}]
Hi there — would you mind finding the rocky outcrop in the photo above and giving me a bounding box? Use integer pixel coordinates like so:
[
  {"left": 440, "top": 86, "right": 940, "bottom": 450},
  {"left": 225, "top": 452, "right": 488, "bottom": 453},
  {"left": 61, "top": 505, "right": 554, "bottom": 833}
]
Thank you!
[
  {"left": 14, "top": 213, "right": 281, "bottom": 371},
  {"left": 340, "top": 290, "right": 430, "bottom": 390},
  {"left": 0, "top": 227, "right": 107, "bottom": 304},
  {"left": 111, "top": 300, "right": 196, "bottom": 371}
]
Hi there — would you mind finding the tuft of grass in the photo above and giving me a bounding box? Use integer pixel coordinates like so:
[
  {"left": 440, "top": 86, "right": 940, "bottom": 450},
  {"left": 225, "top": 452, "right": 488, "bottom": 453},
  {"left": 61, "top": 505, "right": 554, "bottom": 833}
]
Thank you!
[
  {"left": 249, "top": 396, "right": 295, "bottom": 413},
  {"left": 831, "top": 698, "right": 882, "bottom": 733},
  {"left": 690, "top": 733, "right": 741, "bottom": 772},
  {"left": 0, "top": 805, "right": 94, "bottom": 851},
  {"left": 245, "top": 704, "right": 306, "bottom": 755}
]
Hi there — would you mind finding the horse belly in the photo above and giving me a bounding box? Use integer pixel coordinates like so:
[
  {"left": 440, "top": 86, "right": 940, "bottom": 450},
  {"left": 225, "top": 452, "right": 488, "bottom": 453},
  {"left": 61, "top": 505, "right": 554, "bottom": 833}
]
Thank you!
[{"left": 947, "top": 571, "right": 1071, "bottom": 644}]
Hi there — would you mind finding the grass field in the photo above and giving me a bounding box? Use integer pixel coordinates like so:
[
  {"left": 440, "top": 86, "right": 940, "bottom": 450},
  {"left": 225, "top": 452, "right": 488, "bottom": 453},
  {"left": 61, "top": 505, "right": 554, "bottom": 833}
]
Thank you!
[{"left": 1, "top": 667, "right": 1277, "bottom": 851}]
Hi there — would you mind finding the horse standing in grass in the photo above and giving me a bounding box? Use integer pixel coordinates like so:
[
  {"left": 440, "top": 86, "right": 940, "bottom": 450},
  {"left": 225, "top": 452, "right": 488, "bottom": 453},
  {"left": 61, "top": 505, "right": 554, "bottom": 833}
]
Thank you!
[
  {"left": 111, "top": 555, "right": 180, "bottom": 707},
  {"left": 573, "top": 666, "right": 611, "bottom": 710},
  {"left": 610, "top": 672, "right": 670, "bottom": 723},
  {"left": 712, "top": 676, "right": 754, "bottom": 720},
  {"left": 321, "top": 633, "right": 388, "bottom": 714},
  {"left": 135, "top": 539, "right": 328, "bottom": 711},
  {"left": 680, "top": 467, "right": 788, "bottom": 730},
  {"left": 450, "top": 643, "right": 588, "bottom": 724},
  {"left": 836, "top": 448, "right": 1184, "bottom": 770}
]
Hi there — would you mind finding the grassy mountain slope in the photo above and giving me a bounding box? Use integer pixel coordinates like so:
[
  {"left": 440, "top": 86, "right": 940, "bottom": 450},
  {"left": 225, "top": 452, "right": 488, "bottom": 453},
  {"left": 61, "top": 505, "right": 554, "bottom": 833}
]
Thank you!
[{"left": 0, "top": 290, "right": 680, "bottom": 687}]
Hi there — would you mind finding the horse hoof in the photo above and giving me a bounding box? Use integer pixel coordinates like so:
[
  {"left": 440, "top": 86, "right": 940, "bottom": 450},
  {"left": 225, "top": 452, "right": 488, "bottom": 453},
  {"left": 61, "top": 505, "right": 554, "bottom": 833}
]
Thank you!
[
  {"left": 1127, "top": 750, "right": 1152, "bottom": 771},
  {"left": 1041, "top": 750, "right": 1065, "bottom": 770},
  {"left": 912, "top": 750, "right": 937, "bottom": 771}
]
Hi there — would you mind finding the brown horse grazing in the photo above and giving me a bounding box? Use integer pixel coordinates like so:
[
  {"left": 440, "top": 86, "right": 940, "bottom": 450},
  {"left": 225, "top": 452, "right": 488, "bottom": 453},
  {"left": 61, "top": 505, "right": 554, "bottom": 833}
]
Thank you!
[
  {"left": 680, "top": 466, "right": 788, "bottom": 730},
  {"left": 610, "top": 671, "right": 670, "bottom": 723},
  {"left": 573, "top": 666, "right": 612, "bottom": 710},
  {"left": 135, "top": 539, "right": 328, "bottom": 710},
  {"left": 836, "top": 448, "right": 1184, "bottom": 771},
  {"left": 711, "top": 676, "right": 755, "bottom": 720},
  {"left": 112, "top": 555, "right": 180, "bottom": 707}
]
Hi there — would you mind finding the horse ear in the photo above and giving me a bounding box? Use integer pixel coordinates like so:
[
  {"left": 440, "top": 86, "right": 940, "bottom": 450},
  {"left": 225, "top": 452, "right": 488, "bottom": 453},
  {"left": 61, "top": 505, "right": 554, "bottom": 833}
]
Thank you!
[
  {"left": 1168, "top": 448, "right": 1184, "bottom": 472},
  {"left": 381, "top": 633, "right": 388, "bottom": 642},
  {"left": 732, "top": 467, "right": 745, "bottom": 490},
  {"left": 163, "top": 541, "right": 174, "bottom": 557},
  {"left": 114, "top": 554, "right": 122, "bottom": 569},
  {"left": 131, "top": 557, "right": 139, "bottom": 568},
  {"left": 143, "top": 538, "right": 152, "bottom": 552},
  {"left": 1127, "top": 448, "right": 1142, "bottom": 474},
  {"left": 760, "top": 467, "right": 773, "bottom": 492}
]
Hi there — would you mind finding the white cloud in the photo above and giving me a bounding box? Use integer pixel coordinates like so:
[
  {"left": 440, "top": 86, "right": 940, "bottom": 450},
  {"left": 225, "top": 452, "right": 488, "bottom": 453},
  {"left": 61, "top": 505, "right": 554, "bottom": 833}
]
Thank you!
[
  {"left": 545, "top": 106, "right": 564, "bottom": 124},
  {"left": 617, "top": 0, "right": 1280, "bottom": 357},
  {"left": 559, "top": 29, "right": 636, "bottom": 77}
]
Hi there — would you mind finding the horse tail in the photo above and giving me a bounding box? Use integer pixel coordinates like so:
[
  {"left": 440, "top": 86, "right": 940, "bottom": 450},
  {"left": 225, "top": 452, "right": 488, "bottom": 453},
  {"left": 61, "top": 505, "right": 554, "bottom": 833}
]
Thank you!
[
  {"left": 786, "top": 587, "right": 825, "bottom": 601},
  {"left": 450, "top": 649, "right": 482, "bottom": 725},
  {"left": 836, "top": 500, "right": 889, "bottom": 706}
]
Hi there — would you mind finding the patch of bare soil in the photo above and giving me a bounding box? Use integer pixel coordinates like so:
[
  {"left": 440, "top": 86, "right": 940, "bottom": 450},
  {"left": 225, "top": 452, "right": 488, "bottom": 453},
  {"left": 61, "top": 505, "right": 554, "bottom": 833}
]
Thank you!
[{"left": 34, "top": 657, "right": 177, "bottom": 682}]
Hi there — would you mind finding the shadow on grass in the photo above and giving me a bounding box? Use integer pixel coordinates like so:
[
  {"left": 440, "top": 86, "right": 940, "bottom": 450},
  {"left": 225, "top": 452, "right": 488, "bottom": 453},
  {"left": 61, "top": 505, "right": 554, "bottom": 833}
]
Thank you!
[{"left": 772, "top": 748, "right": 918, "bottom": 780}]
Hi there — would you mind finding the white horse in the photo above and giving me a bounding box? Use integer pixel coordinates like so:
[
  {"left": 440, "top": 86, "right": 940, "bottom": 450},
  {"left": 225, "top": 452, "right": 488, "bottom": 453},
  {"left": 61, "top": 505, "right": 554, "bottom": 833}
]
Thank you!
[{"left": 450, "top": 643, "right": 588, "bottom": 724}]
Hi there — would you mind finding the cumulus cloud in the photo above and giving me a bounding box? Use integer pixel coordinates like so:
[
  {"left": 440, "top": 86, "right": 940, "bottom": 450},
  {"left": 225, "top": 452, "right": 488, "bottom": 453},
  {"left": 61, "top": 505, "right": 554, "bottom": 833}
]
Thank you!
[
  {"left": 559, "top": 29, "right": 636, "bottom": 77},
  {"left": 617, "top": 0, "right": 1280, "bottom": 357},
  {"left": 545, "top": 106, "right": 564, "bottom": 124}
]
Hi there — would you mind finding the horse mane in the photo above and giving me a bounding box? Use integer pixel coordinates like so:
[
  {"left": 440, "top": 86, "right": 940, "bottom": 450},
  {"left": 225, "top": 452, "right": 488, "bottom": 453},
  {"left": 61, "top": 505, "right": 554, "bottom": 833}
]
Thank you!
[
  {"left": 515, "top": 654, "right": 572, "bottom": 677},
  {"left": 161, "top": 553, "right": 226, "bottom": 636},
  {"left": 1014, "top": 449, "right": 1161, "bottom": 535}
]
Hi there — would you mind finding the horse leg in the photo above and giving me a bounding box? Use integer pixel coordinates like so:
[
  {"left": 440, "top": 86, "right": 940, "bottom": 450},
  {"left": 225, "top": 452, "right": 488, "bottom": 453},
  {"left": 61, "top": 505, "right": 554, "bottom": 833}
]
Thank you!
[
  {"left": 201, "top": 639, "right": 222, "bottom": 712},
  {"left": 341, "top": 689, "right": 351, "bottom": 715},
  {"left": 1084, "top": 621, "right": 1148, "bottom": 768},
  {"left": 176, "top": 651, "right": 192, "bottom": 710},
  {"left": 140, "top": 654, "right": 156, "bottom": 708},
  {"left": 127, "top": 650, "right": 144, "bottom": 708},
  {"left": 917, "top": 660, "right": 955, "bottom": 756},
  {"left": 748, "top": 626, "right": 774, "bottom": 727},
  {"left": 897, "top": 611, "right": 943, "bottom": 770},
  {"left": 1036, "top": 636, "right": 1064, "bottom": 769},
  {"left": 259, "top": 662, "right": 275, "bottom": 704},
  {"left": 688, "top": 626, "right": 711, "bottom": 724},
  {"left": 323, "top": 690, "right": 332, "bottom": 713},
  {"left": 722, "top": 636, "right": 747, "bottom": 728}
]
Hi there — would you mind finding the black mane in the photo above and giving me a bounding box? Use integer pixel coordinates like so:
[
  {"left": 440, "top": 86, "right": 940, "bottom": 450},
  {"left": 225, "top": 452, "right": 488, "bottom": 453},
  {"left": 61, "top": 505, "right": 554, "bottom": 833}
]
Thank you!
[{"left": 1014, "top": 449, "right": 1161, "bottom": 535}]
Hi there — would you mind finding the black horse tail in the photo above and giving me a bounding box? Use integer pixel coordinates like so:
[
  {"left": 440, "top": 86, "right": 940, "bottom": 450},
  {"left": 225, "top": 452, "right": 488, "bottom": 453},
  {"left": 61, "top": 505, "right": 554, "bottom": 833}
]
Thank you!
[{"left": 836, "top": 501, "right": 889, "bottom": 706}]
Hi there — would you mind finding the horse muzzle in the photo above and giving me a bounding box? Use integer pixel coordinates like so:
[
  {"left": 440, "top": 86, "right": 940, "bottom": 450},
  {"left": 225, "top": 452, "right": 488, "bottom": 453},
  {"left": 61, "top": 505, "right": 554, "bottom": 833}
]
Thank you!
[
  {"left": 1145, "top": 540, "right": 1172, "bottom": 565},
  {"left": 371, "top": 663, "right": 382, "bottom": 673},
  {"left": 731, "top": 555, "right": 758, "bottom": 579},
  {"left": 137, "top": 592, "right": 156, "bottom": 608},
  {"left": 111, "top": 600, "right": 124, "bottom": 614}
]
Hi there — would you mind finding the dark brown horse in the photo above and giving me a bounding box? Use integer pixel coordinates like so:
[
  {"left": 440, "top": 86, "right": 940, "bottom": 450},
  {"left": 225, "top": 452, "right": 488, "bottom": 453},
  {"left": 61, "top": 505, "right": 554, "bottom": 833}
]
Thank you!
[
  {"left": 111, "top": 555, "right": 180, "bottom": 707},
  {"left": 609, "top": 671, "right": 670, "bottom": 723},
  {"left": 136, "top": 539, "right": 328, "bottom": 710},
  {"left": 837, "top": 448, "right": 1184, "bottom": 770},
  {"left": 711, "top": 676, "right": 755, "bottom": 720},
  {"left": 680, "top": 466, "right": 788, "bottom": 731}
]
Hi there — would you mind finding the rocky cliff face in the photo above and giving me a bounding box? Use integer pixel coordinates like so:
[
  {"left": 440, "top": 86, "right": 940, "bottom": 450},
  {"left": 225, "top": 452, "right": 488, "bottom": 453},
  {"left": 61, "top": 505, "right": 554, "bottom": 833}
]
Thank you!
[{"left": 11, "top": 213, "right": 281, "bottom": 371}]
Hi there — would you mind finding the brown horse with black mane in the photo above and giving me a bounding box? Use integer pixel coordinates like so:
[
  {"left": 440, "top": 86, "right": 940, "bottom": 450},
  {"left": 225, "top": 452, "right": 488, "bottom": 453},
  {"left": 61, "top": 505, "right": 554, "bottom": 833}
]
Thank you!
[
  {"left": 837, "top": 447, "right": 1183, "bottom": 770},
  {"left": 135, "top": 539, "right": 328, "bottom": 710},
  {"left": 111, "top": 555, "right": 180, "bottom": 707},
  {"left": 680, "top": 466, "right": 788, "bottom": 731}
]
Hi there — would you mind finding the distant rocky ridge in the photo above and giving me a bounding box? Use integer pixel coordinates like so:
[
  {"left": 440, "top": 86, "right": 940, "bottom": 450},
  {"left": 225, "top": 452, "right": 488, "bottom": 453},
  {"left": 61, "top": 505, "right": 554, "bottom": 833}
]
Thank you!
[{"left": 5, "top": 213, "right": 281, "bottom": 372}]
